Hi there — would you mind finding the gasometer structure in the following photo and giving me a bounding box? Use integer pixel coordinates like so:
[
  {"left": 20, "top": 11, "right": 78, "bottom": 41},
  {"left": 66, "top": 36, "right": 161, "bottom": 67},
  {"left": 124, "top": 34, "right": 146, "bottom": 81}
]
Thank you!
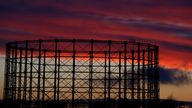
[{"left": 4, "top": 39, "right": 159, "bottom": 108}]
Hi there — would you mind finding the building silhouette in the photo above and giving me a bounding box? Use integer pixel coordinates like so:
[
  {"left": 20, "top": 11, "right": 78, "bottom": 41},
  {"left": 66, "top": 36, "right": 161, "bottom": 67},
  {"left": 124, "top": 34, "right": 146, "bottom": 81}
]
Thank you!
[{"left": 4, "top": 39, "right": 159, "bottom": 108}]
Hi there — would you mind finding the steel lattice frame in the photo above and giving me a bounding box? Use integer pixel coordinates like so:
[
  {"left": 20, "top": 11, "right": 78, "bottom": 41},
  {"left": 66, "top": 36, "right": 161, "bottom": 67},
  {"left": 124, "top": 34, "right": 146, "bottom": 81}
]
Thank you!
[{"left": 4, "top": 39, "right": 159, "bottom": 108}]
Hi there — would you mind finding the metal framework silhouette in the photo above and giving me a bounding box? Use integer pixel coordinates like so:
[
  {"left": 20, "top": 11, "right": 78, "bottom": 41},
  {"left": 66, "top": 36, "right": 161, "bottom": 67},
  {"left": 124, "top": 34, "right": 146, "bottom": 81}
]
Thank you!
[{"left": 4, "top": 39, "right": 159, "bottom": 108}]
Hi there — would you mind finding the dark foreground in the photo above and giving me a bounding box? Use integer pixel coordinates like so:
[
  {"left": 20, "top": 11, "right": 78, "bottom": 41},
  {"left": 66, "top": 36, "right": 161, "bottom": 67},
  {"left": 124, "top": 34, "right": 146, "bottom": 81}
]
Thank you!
[{"left": 0, "top": 99, "right": 189, "bottom": 108}]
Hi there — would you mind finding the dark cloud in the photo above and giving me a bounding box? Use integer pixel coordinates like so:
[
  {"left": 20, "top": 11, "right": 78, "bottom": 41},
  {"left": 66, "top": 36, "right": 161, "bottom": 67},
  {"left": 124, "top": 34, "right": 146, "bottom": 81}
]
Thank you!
[
  {"left": 160, "top": 67, "right": 192, "bottom": 85},
  {"left": 1, "top": 0, "right": 192, "bottom": 15},
  {"left": 0, "top": 27, "right": 34, "bottom": 36},
  {"left": 89, "top": 14, "right": 192, "bottom": 39},
  {"left": 96, "top": 33, "right": 192, "bottom": 53},
  {"left": 0, "top": 1, "right": 63, "bottom": 15},
  {"left": 90, "top": 66, "right": 192, "bottom": 88},
  {"left": 114, "top": 18, "right": 192, "bottom": 39}
]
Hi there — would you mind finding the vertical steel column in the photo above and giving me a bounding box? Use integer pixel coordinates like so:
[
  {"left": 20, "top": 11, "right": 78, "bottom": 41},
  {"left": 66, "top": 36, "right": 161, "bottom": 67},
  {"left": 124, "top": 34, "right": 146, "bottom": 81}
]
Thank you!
[
  {"left": 11, "top": 46, "right": 14, "bottom": 100},
  {"left": 153, "top": 52, "right": 155, "bottom": 100},
  {"left": 89, "top": 51, "right": 93, "bottom": 107},
  {"left": 153, "top": 46, "right": 159, "bottom": 100},
  {"left": 104, "top": 51, "right": 107, "bottom": 102},
  {"left": 124, "top": 41, "right": 127, "bottom": 99},
  {"left": 118, "top": 51, "right": 121, "bottom": 100},
  {"left": 154, "top": 46, "right": 159, "bottom": 99},
  {"left": 29, "top": 49, "right": 33, "bottom": 102},
  {"left": 4, "top": 43, "right": 11, "bottom": 100},
  {"left": 157, "top": 47, "right": 159, "bottom": 99},
  {"left": 42, "top": 50, "right": 46, "bottom": 101},
  {"left": 89, "top": 40, "right": 93, "bottom": 107},
  {"left": 57, "top": 50, "right": 61, "bottom": 101},
  {"left": 72, "top": 39, "right": 76, "bottom": 108},
  {"left": 23, "top": 41, "right": 28, "bottom": 101},
  {"left": 54, "top": 39, "right": 58, "bottom": 101},
  {"left": 131, "top": 50, "right": 134, "bottom": 100},
  {"left": 37, "top": 40, "right": 42, "bottom": 101},
  {"left": 147, "top": 44, "right": 151, "bottom": 100},
  {"left": 150, "top": 47, "right": 153, "bottom": 99},
  {"left": 108, "top": 40, "right": 111, "bottom": 102},
  {"left": 150, "top": 49, "right": 154, "bottom": 99},
  {"left": 18, "top": 48, "right": 22, "bottom": 100},
  {"left": 137, "top": 43, "right": 140, "bottom": 100},
  {"left": 142, "top": 50, "right": 145, "bottom": 108},
  {"left": 13, "top": 42, "right": 17, "bottom": 100}
]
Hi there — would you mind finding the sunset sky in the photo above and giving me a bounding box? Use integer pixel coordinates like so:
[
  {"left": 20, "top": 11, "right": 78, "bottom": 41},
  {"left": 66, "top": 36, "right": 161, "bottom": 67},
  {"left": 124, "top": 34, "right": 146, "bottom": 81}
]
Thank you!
[{"left": 0, "top": 0, "right": 192, "bottom": 101}]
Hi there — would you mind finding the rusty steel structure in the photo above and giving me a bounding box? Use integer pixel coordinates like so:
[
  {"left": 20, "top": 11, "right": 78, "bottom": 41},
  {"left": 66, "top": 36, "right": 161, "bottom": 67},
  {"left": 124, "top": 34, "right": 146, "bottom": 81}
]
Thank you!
[{"left": 4, "top": 39, "right": 159, "bottom": 108}]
